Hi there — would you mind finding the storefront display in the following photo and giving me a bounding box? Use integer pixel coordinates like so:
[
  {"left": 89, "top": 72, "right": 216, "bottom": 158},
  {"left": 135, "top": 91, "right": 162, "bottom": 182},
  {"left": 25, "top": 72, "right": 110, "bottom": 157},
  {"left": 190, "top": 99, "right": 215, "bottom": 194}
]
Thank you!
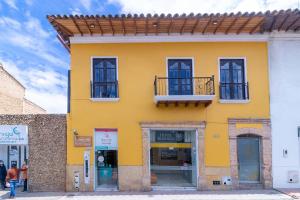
[{"left": 150, "top": 130, "right": 197, "bottom": 187}]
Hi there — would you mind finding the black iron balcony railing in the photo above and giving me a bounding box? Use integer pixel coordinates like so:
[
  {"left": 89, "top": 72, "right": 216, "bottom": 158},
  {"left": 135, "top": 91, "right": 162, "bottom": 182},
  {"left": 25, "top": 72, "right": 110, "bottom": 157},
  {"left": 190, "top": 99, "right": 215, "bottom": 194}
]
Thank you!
[
  {"left": 219, "top": 82, "right": 249, "bottom": 100},
  {"left": 90, "top": 81, "right": 119, "bottom": 98},
  {"left": 154, "top": 76, "right": 215, "bottom": 96}
]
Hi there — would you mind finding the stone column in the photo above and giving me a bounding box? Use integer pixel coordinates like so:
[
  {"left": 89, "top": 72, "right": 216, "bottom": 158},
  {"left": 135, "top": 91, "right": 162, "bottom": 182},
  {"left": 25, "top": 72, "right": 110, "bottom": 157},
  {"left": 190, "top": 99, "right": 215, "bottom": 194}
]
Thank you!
[
  {"left": 197, "top": 126, "right": 206, "bottom": 190},
  {"left": 141, "top": 128, "right": 151, "bottom": 191},
  {"left": 261, "top": 122, "right": 272, "bottom": 188}
]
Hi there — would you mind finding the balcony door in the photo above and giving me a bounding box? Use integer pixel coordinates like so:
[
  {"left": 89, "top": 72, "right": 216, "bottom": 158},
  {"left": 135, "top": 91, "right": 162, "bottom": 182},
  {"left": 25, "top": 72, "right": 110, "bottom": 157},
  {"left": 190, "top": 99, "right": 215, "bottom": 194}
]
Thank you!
[
  {"left": 220, "top": 59, "right": 246, "bottom": 99},
  {"left": 168, "top": 59, "right": 193, "bottom": 95}
]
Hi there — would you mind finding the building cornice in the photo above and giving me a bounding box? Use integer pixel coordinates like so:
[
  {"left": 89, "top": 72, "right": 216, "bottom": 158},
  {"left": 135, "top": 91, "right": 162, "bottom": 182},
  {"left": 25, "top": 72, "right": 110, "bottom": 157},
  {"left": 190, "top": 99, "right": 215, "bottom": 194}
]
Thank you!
[{"left": 69, "top": 32, "right": 300, "bottom": 44}]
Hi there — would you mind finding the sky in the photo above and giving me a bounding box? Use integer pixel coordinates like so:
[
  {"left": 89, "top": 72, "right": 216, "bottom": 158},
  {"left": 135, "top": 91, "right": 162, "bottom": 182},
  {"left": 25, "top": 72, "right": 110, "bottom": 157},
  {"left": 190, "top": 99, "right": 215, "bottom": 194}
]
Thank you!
[{"left": 0, "top": 0, "right": 299, "bottom": 113}]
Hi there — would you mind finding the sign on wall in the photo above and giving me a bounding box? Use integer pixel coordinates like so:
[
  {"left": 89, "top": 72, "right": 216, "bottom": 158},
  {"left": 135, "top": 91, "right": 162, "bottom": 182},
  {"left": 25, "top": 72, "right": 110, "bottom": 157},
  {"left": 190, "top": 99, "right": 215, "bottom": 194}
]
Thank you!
[
  {"left": 74, "top": 136, "right": 92, "bottom": 147},
  {"left": 95, "top": 128, "right": 118, "bottom": 150},
  {"left": 0, "top": 125, "right": 28, "bottom": 145}
]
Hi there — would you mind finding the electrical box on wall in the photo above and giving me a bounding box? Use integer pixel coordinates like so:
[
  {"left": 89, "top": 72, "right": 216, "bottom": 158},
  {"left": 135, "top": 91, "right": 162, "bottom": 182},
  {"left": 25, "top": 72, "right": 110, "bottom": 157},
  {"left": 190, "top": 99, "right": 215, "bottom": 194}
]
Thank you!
[
  {"left": 283, "top": 149, "right": 288, "bottom": 158},
  {"left": 222, "top": 176, "right": 232, "bottom": 185},
  {"left": 83, "top": 151, "right": 90, "bottom": 185},
  {"left": 287, "top": 171, "right": 299, "bottom": 183},
  {"left": 74, "top": 171, "right": 80, "bottom": 189}
]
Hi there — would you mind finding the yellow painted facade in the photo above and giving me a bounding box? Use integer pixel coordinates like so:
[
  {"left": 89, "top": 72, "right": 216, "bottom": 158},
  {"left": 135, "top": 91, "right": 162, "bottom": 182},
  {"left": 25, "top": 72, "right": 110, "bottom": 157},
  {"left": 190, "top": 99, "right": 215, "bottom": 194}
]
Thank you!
[{"left": 68, "top": 42, "right": 270, "bottom": 169}]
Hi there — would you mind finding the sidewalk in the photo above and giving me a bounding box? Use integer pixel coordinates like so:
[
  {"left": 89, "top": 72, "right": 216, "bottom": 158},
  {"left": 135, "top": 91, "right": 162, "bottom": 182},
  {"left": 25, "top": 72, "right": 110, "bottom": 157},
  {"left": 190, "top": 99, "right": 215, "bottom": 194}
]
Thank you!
[
  {"left": 0, "top": 189, "right": 293, "bottom": 200},
  {"left": 276, "top": 188, "right": 300, "bottom": 199}
]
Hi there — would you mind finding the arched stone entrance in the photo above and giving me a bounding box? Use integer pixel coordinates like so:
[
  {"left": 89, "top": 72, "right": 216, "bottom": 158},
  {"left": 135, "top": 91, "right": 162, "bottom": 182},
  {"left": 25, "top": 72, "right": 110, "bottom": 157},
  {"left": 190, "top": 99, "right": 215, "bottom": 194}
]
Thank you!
[{"left": 228, "top": 118, "right": 272, "bottom": 189}]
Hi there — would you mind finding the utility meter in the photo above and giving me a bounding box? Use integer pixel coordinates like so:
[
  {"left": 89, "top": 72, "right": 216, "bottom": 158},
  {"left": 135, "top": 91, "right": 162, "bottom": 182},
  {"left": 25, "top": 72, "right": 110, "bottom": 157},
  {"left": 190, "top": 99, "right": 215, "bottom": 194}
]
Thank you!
[{"left": 74, "top": 171, "right": 80, "bottom": 189}]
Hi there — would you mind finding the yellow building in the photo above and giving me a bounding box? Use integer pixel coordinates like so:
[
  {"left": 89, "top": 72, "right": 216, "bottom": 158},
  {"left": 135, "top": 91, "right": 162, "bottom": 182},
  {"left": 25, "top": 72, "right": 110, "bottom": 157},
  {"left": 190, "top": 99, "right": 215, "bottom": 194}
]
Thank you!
[{"left": 48, "top": 11, "right": 279, "bottom": 191}]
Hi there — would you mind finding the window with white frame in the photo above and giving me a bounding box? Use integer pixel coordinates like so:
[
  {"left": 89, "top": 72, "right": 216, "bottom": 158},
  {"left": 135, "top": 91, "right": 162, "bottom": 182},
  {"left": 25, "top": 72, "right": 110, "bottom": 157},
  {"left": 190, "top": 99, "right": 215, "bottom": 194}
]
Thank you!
[
  {"left": 91, "top": 58, "right": 118, "bottom": 98},
  {"left": 219, "top": 59, "right": 248, "bottom": 100}
]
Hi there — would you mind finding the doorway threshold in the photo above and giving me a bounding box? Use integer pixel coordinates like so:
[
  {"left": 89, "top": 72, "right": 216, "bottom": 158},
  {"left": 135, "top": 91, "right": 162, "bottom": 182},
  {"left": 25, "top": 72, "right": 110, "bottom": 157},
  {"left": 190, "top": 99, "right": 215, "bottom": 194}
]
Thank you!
[
  {"left": 152, "top": 186, "right": 197, "bottom": 191},
  {"left": 95, "top": 186, "right": 118, "bottom": 192}
]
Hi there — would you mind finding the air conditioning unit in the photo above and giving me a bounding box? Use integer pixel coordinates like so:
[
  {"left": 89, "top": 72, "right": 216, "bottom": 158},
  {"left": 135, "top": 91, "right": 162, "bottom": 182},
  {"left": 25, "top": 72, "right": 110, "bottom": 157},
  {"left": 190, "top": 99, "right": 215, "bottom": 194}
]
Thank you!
[{"left": 288, "top": 171, "right": 299, "bottom": 183}]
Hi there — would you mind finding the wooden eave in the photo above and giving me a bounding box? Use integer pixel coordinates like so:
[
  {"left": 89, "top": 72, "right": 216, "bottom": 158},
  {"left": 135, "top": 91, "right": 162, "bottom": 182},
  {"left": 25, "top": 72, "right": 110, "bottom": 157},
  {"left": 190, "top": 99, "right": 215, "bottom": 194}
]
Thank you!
[{"left": 47, "top": 9, "right": 300, "bottom": 50}]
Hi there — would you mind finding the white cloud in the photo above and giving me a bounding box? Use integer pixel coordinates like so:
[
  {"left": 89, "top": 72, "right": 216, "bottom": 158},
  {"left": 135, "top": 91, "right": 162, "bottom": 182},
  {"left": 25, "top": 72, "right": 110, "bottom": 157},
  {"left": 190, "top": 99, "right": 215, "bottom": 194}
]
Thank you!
[
  {"left": 24, "top": 17, "right": 50, "bottom": 38},
  {"left": 108, "top": 0, "right": 299, "bottom": 14},
  {"left": 0, "top": 57, "right": 67, "bottom": 113},
  {"left": 70, "top": 7, "right": 82, "bottom": 15},
  {"left": 0, "top": 17, "right": 21, "bottom": 30},
  {"left": 79, "top": 0, "right": 92, "bottom": 10},
  {"left": 3, "top": 0, "right": 18, "bottom": 10},
  {"left": 25, "top": 0, "right": 33, "bottom": 6},
  {"left": 25, "top": 89, "right": 66, "bottom": 113},
  {"left": 0, "top": 15, "right": 68, "bottom": 68}
]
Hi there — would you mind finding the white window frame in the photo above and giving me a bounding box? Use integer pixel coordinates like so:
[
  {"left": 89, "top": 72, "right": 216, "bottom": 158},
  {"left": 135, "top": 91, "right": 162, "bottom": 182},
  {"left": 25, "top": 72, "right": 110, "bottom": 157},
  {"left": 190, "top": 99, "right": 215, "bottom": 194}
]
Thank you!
[
  {"left": 90, "top": 56, "right": 119, "bottom": 102},
  {"left": 165, "top": 57, "right": 195, "bottom": 95},
  {"left": 218, "top": 57, "right": 250, "bottom": 104}
]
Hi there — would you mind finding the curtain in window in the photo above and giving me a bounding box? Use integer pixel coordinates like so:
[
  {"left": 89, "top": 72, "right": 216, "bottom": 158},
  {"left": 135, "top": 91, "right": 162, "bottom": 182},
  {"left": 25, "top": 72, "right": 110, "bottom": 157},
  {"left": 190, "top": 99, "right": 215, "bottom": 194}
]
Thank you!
[
  {"left": 93, "top": 58, "right": 117, "bottom": 98},
  {"left": 168, "top": 59, "right": 193, "bottom": 95},
  {"left": 220, "top": 59, "right": 246, "bottom": 100}
]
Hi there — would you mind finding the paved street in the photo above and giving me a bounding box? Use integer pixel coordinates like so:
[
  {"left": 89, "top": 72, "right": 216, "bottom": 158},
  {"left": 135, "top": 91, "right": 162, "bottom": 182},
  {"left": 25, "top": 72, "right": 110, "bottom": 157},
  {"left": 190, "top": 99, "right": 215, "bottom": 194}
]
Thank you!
[{"left": 0, "top": 190, "right": 294, "bottom": 200}]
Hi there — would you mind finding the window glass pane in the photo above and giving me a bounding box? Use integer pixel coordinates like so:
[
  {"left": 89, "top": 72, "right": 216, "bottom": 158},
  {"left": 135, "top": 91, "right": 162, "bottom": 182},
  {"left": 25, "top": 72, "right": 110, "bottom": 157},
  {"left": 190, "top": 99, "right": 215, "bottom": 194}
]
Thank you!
[
  {"left": 150, "top": 130, "right": 197, "bottom": 187},
  {"left": 92, "top": 58, "right": 117, "bottom": 98},
  {"left": 220, "top": 62, "right": 230, "bottom": 83},
  {"left": 168, "top": 59, "right": 192, "bottom": 95},
  {"left": 232, "top": 62, "right": 243, "bottom": 83},
  {"left": 220, "top": 59, "right": 246, "bottom": 100}
]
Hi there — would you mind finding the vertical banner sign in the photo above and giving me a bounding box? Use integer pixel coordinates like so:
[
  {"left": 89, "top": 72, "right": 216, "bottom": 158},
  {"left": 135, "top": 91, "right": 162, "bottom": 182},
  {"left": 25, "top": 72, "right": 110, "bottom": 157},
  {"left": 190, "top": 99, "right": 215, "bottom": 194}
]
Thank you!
[
  {"left": 95, "top": 128, "right": 118, "bottom": 150},
  {"left": 0, "top": 125, "right": 28, "bottom": 145}
]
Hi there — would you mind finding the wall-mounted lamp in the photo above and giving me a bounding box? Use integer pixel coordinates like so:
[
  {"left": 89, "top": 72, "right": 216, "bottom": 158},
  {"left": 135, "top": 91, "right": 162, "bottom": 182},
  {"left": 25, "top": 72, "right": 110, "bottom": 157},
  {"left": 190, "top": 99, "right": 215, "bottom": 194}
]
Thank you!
[
  {"left": 73, "top": 129, "right": 78, "bottom": 136},
  {"left": 152, "top": 22, "right": 158, "bottom": 27},
  {"left": 89, "top": 24, "right": 95, "bottom": 29}
]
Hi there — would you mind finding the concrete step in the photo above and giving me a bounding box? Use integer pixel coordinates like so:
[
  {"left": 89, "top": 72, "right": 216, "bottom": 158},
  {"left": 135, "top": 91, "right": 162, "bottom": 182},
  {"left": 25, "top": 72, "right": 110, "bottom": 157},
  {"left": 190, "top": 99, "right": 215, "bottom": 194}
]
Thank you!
[{"left": 239, "top": 183, "right": 264, "bottom": 190}]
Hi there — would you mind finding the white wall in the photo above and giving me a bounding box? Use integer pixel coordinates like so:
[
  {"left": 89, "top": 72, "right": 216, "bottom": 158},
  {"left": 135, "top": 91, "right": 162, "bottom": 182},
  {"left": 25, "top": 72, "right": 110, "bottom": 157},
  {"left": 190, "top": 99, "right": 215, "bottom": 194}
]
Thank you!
[{"left": 269, "top": 38, "right": 300, "bottom": 188}]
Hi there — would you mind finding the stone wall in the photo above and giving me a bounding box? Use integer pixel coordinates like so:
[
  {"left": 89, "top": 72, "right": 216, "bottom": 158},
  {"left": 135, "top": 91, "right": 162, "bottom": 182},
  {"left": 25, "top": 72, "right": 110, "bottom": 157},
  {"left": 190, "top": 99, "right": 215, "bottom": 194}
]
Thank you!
[{"left": 0, "top": 114, "right": 66, "bottom": 192}]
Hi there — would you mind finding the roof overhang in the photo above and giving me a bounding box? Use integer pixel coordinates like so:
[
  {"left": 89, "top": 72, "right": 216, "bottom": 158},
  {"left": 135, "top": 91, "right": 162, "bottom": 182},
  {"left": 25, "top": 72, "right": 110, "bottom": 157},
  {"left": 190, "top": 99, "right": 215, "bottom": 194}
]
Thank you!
[{"left": 47, "top": 9, "right": 300, "bottom": 51}]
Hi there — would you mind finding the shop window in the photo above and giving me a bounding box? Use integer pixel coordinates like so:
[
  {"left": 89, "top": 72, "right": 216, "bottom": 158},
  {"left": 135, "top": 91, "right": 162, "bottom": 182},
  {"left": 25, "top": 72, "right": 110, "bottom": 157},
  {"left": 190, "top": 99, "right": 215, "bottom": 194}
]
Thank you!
[{"left": 150, "top": 130, "right": 197, "bottom": 187}]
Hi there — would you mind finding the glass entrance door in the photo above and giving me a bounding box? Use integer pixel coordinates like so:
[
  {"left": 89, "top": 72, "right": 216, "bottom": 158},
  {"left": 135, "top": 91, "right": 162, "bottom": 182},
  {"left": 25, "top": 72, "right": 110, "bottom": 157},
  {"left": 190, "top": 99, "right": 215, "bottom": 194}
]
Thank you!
[
  {"left": 150, "top": 130, "right": 197, "bottom": 187},
  {"left": 95, "top": 150, "right": 118, "bottom": 188},
  {"left": 237, "top": 135, "right": 261, "bottom": 182}
]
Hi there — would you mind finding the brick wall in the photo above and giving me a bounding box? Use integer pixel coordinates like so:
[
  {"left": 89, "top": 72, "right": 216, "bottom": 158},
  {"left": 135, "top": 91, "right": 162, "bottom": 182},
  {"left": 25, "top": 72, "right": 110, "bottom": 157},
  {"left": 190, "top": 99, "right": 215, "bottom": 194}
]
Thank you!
[
  {"left": 0, "top": 93, "right": 23, "bottom": 114},
  {"left": 23, "top": 99, "right": 46, "bottom": 114},
  {"left": 0, "top": 65, "right": 46, "bottom": 114},
  {"left": 0, "top": 114, "right": 66, "bottom": 192},
  {"left": 0, "top": 66, "right": 25, "bottom": 99}
]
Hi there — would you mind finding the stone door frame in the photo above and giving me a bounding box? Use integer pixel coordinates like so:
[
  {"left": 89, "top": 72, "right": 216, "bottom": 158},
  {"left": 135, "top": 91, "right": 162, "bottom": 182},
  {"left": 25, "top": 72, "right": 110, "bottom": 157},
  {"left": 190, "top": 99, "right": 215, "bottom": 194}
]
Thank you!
[
  {"left": 228, "top": 118, "right": 272, "bottom": 189},
  {"left": 140, "top": 121, "right": 206, "bottom": 191}
]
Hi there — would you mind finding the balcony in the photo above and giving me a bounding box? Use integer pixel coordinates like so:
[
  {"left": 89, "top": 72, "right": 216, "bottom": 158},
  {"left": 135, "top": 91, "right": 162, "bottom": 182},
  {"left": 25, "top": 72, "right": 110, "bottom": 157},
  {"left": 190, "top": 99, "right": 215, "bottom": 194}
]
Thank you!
[
  {"left": 90, "top": 81, "right": 119, "bottom": 100},
  {"left": 154, "top": 76, "right": 215, "bottom": 107},
  {"left": 219, "top": 82, "right": 249, "bottom": 102}
]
